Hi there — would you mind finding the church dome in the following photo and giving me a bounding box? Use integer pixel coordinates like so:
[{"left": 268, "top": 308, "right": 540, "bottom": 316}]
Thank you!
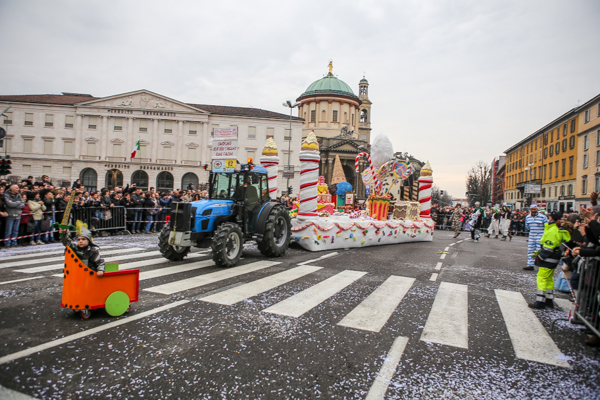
[{"left": 298, "top": 75, "right": 358, "bottom": 99}]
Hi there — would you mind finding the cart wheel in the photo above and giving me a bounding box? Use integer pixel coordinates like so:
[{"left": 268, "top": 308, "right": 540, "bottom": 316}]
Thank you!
[
  {"left": 80, "top": 309, "right": 91, "bottom": 320},
  {"left": 105, "top": 291, "right": 130, "bottom": 317}
]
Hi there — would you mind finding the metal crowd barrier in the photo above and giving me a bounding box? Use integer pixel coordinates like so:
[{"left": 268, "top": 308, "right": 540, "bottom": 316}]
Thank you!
[
  {"left": 575, "top": 257, "right": 600, "bottom": 338},
  {"left": 70, "top": 206, "right": 127, "bottom": 232}
]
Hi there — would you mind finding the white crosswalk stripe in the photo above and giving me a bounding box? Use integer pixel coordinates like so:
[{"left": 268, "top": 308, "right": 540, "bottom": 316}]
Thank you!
[
  {"left": 50, "top": 252, "right": 210, "bottom": 278},
  {"left": 139, "top": 259, "right": 214, "bottom": 281},
  {"left": 15, "top": 249, "right": 157, "bottom": 273},
  {"left": 338, "top": 276, "right": 415, "bottom": 333},
  {"left": 0, "top": 247, "right": 139, "bottom": 270},
  {"left": 420, "top": 282, "right": 469, "bottom": 349},
  {"left": 145, "top": 260, "right": 281, "bottom": 295},
  {"left": 200, "top": 265, "right": 321, "bottom": 305},
  {"left": 262, "top": 270, "right": 366, "bottom": 317},
  {"left": 495, "top": 289, "right": 570, "bottom": 368},
  {"left": 0, "top": 246, "right": 117, "bottom": 262}
]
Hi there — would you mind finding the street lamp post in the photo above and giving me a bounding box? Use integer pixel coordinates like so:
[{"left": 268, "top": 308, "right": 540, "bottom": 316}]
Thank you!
[{"left": 282, "top": 100, "right": 301, "bottom": 195}]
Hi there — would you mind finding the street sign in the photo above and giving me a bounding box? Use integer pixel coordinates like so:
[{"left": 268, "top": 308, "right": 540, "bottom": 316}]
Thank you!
[
  {"left": 212, "top": 140, "right": 238, "bottom": 159},
  {"left": 524, "top": 184, "right": 541, "bottom": 194},
  {"left": 283, "top": 172, "right": 295, "bottom": 178},
  {"left": 213, "top": 127, "right": 238, "bottom": 140}
]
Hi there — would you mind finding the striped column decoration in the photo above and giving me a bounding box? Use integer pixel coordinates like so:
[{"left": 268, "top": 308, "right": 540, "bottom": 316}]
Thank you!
[
  {"left": 260, "top": 137, "right": 280, "bottom": 199},
  {"left": 418, "top": 161, "right": 433, "bottom": 219},
  {"left": 298, "top": 131, "right": 320, "bottom": 217}
]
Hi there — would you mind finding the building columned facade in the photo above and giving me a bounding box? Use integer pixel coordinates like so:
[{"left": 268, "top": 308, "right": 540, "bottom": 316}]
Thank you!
[
  {"left": 0, "top": 89, "right": 303, "bottom": 194},
  {"left": 503, "top": 92, "right": 600, "bottom": 211},
  {"left": 295, "top": 63, "right": 372, "bottom": 198}
]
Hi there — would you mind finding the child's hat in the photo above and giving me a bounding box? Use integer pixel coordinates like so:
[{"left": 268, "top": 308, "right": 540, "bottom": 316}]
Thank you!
[{"left": 76, "top": 227, "right": 98, "bottom": 247}]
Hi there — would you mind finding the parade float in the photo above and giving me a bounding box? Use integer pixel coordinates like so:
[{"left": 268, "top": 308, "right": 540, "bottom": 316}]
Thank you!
[{"left": 287, "top": 131, "right": 434, "bottom": 252}]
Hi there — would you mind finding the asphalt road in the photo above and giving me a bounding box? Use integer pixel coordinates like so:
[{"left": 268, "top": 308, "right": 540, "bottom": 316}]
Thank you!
[{"left": 0, "top": 230, "right": 599, "bottom": 399}]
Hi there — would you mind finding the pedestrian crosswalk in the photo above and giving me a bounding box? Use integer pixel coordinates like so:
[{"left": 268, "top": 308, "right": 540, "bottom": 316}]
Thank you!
[{"left": 0, "top": 248, "right": 573, "bottom": 368}]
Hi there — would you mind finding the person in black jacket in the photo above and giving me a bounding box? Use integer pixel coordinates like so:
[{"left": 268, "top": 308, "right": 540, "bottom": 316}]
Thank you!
[
  {"left": 130, "top": 188, "right": 144, "bottom": 233},
  {"left": 142, "top": 192, "right": 157, "bottom": 233},
  {"left": 40, "top": 189, "right": 56, "bottom": 243}
]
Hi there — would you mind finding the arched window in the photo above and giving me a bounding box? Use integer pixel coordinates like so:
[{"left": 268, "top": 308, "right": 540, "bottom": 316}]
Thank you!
[
  {"left": 321, "top": 110, "right": 326, "bottom": 122},
  {"left": 131, "top": 170, "right": 149, "bottom": 191},
  {"left": 156, "top": 171, "right": 174, "bottom": 193},
  {"left": 105, "top": 169, "right": 123, "bottom": 190},
  {"left": 80, "top": 168, "right": 97, "bottom": 192},
  {"left": 182, "top": 172, "right": 199, "bottom": 191}
]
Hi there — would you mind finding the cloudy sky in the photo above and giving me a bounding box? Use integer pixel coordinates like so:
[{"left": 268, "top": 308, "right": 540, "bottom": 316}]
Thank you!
[{"left": 1, "top": 0, "right": 599, "bottom": 197}]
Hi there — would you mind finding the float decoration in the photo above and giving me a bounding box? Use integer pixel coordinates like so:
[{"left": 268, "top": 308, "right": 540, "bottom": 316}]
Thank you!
[
  {"left": 298, "top": 131, "right": 320, "bottom": 217},
  {"left": 260, "top": 137, "right": 280, "bottom": 199},
  {"left": 291, "top": 133, "right": 434, "bottom": 252}
]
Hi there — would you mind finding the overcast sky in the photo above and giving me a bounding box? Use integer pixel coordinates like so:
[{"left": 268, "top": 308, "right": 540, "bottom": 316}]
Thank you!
[{"left": 1, "top": 0, "right": 599, "bottom": 197}]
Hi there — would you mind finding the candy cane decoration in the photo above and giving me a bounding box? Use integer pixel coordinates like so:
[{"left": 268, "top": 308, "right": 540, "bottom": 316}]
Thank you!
[
  {"left": 298, "top": 132, "right": 320, "bottom": 217},
  {"left": 418, "top": 161, "right": 433, "bottom": 219},
  {"left": 260, "top": 138, "right": 280, "bottom": 199},
  {"left": 355, "top": 152, "right": 381, "bottom": 194}
]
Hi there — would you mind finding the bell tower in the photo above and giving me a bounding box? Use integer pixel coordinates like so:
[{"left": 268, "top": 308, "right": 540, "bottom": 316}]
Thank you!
[{"left": 358, "top": 76, "right": 372, "bottom": 142}]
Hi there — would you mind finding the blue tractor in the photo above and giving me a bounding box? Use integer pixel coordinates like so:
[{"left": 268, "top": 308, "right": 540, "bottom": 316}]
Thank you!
[{"left": 158, "top": 162, "right": 292, "bottom": 267}]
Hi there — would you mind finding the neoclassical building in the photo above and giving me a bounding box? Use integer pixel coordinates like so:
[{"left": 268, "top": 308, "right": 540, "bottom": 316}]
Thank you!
[
  {"left": 0, "top": 90, "right": 303, "bottom": 194},
  {"left": 296, "top": 63, "right": 373, "bottom": 198}
]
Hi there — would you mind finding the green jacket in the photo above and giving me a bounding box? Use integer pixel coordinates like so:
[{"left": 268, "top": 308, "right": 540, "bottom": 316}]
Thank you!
[{"left": 539, "top": 222, "right": 571, "bottom": 250}]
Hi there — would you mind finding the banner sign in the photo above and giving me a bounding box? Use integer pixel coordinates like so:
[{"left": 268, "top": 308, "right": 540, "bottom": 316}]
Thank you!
[
  {"left": 213, "top": 127, "right": 238, "bottom": 140},
  {"left": 212, "top": 140, "right": 238, "bottom": 159}
]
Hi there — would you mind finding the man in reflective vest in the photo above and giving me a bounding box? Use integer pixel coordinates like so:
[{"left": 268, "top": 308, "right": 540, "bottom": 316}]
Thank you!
[{"left": 529, "top": 211, "right": 570, "bottom": 309}]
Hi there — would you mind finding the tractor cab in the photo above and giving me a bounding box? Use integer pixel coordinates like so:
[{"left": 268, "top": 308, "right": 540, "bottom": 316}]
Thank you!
[{"left": 209, "top": 164, "right": 270, "bottom": 235}]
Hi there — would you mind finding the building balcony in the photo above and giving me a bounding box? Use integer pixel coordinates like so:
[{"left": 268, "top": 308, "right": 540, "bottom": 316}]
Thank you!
[
  {"left": 106, "top": 156, "right": 126, "bottom": 162},
  {"left": 157, "top": 159, "right": 176, "bottom": 164},
  {"left": 80, "top": 155, "right": 100, "bottom": 160}
]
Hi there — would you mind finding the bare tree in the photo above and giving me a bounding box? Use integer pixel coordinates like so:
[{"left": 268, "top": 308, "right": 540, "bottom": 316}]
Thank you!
[{"left": 466, "top": 161, "right": 492, "bottom": 206}]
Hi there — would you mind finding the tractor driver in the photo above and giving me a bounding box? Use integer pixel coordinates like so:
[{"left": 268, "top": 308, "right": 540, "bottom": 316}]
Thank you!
[{"left": 244, "top": 180, "right": 261, "bottom": 232}]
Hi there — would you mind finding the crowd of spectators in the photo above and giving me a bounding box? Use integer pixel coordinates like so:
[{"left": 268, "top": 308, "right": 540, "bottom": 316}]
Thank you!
[
  {"left": 432, "top": 204, "right": 542, "bottom": 236},
  {"left": 0, "top": 176, "right": 210, "bottom": 247}
]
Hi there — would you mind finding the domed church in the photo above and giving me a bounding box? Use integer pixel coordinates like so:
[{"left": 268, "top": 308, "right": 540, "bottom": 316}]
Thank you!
[{"left": 295, "top": 61, "right": 372, "bottom": 199}]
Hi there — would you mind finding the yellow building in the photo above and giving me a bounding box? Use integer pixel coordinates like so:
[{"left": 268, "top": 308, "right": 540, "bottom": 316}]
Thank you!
[
  {"left": 504, "top": 92, "right": 600, "bottom": 211},
  {"left": 575, "top": 94, "right": 600, "bottom": 204}
]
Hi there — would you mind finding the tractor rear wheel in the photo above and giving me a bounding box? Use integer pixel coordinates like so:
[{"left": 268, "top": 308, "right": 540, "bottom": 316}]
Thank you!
[
  {"left": 258, "top": 205, "right": 292, "bottom": 257},
  {"left": 158, "top": 223, "right": 191, "bottom": 261},
  {"left": 211, "top": 223, "right": 243, "bottom": 267}
]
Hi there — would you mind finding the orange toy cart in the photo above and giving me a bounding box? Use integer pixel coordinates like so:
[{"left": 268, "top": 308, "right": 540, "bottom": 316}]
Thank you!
[{"left": 61, "top": 246, "right": 140, "bottom": 319}]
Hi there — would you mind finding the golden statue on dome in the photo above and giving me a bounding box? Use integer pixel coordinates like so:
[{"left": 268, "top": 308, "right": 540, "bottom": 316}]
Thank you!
[{"left": 328, "top": 60, "right": 333, "bottom": 75}]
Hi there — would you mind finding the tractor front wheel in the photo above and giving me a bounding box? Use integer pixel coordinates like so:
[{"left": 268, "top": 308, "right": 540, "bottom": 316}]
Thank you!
[
  {"left": 211, "top": 223, "right": 243, "bottom": 267},
  {"left": 158, "top": 223, "right": 191, "bottom": 261},
  {"left": 258, "top": 205, "right": 292, "bottom": 257}
]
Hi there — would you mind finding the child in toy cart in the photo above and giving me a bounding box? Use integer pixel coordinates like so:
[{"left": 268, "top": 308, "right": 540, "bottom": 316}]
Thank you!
[{"left": 59, "top": 226, "right": 106, "bottom": 276}]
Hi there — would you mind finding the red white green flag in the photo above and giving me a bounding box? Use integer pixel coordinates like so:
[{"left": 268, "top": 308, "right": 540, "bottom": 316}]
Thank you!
[{"left": 131, "top": 140, "right": 140, "bottom": 159}]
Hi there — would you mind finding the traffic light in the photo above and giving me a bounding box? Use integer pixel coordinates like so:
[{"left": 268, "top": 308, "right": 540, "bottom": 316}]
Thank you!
[
  {"left": 0, "top": 155, "right": 9, "bottom": 175},
  {"left": 288, "top": 186, "right": 293, "bottom": 195},
  {"left": 440, "top": 190, "right": 445, "bottom": 196}
]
